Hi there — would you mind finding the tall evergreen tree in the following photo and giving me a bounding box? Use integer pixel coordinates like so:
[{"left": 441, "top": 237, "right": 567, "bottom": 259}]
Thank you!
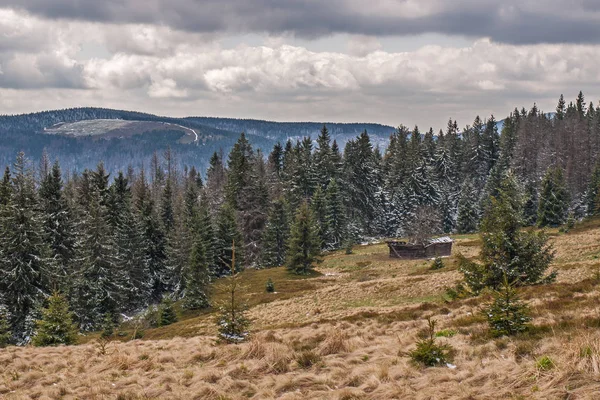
[
  {"left": 39, "top": 161, "right": 75, "bottom": 289},
  {"left": 260, "top": 198, "right": 290, "bottom": 268},
  {"left": 456, "top": 179, "right": 479, "bottom": 234},
  {"left": 286, "top": 201, "right": 321, "bottom": 275},
  {"left": 537, "top": 166, "right": 569, "bottom": 227},
  {"left": 325, "top": 178, "right": 346, "bottom": 249},
  {"left": 0, "top": 153, "right": 52, "bottom": 340},
  {"left": 182, "top": 238, "right": 210, "bottom": 310},
  {"left": 214, "top": 203, "right": 243, "bottom": 276}
]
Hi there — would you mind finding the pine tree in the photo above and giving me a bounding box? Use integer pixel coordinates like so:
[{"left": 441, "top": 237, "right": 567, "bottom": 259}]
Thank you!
[
  {"left": 0, "top": 167, "right": 11, "bottom": 207},
  {"left": 314, "top": 125, "right": 336, "bottom": 189},
  {"left": 134, "top": 171, "right": 168, "bottom": 302},
  {"left": 182, "top": 239, "right": 210, "bottom": 310},
  {"left": 456, "top": 179, "right": 479, "bottom": 234},
  {"left": 463, "top": 172, "right": 556, "bottom": 289},
  {"left": 260, "top": 197, "right": 290, "bottom": 268},
  {"left": 39, "top": 161, "right": 75, "bottom": 287},
  {"left": 0, "top": 152, "right": 52, "bottom": 340},
  {"left": 71, "top": 165, "right": 125, "bottom": 330},
  {"left": 32, "top": 292, "right": 78, "bottom": 347},
  {"left": 486, "top": 275, "right": 531, "bottom": 337},
  {"left": 0, "top": 295, "right": 11, "bottom": 347},
  {"left": 286, "top": 201, "right": 321, "bottom": 275},
  {"left": 158, "top": 296, "right": 178, "bottom": 326},
  {"left": 537, "top": 166, "right": 569, "bottom": 227},
  {"left": 311, "top": 186, "right": 328, "bottom": 248},
  {"left": 325, "top": 178, "right": 346, "bottom": 249},
  {"left": 110, "top": 173, "right": 150, "bottom": 308},
  {"left": 214, "top": 203, "right": 243, "bottom": 276}
]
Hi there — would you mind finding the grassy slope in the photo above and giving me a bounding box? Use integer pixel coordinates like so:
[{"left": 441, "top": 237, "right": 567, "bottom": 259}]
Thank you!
[{"left": 3, "top": 223, "right": 600, "bottom": 399}]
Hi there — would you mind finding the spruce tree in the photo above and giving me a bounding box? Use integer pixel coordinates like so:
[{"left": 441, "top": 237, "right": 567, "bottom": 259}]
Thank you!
[
  {"left": 260, "top": 197, "right": 290, "bottom": 268},
  {"left": 325, "top": 178, "right": 346, "bottom": 249},
  {"left": 314, "top": 125, "right": 336, "bottom": 189},
  {"left": 32, "top": 292, "right": 78, "bottom": 347},
  {"left": 0, "top": 152, "right": 52, "bottom": 340},
  {"left": 214, "top": 203, "right": 243, "bottom": 276},
  {"left": 456, "top": 179, "right": 479, "bottom": 234},
  {"left": 286, "top": 201, "right": 321, "bottom": 275},
  {"left": 158, "top": 296, "right": 178, "bottom": 326},
  {"left": 462, "top": 172, "right": 556, "bottom": 289},
  {"left": 586, "top": 162, "right": 600, "bottom": 215},
  {"left": 182, "top": 239, "right": 210, "bottom": 310},
  {"left": 486, "top": 275, "right": 531, "bottom": 337},
  {"left": 71, "top": 165, "right": 125, "bottom": 330},
  {"left": 39, "top": 161, "right": 75, "bottom": 287},
  {"left": 311, "top": 186, "right": 328, "bottom": 248},
  {"left": 537, "top": 166, "right": 569, "bottom": 227},
  {"left": 0, "top": 295, "right": 11, "bottom": 347},
  {"left": 0, "top": 167, "right": 11, "bottom": 207}
]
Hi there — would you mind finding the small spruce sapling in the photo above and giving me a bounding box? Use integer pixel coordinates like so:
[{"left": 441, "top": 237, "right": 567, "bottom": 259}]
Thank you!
[
  {"left": 32, "top": 292, "right": 78, "bottom": 347},
  {"left": 158, "top": 296, "right": 178, "bottom": 327},
  {"left": 265, "top": 278, "right": 275, "bottom": 293},
  {"left": 216, "top": 240, "right": 250, "bottom": 343},
  {"left": 430, "top": 257, "right": 445, "bottom": 270},
  {"left": 409, "top": 317, "right": 454, "bottom": 367},
  {"left": 486, "top": 274, "right": 531, "bottom": 337}
]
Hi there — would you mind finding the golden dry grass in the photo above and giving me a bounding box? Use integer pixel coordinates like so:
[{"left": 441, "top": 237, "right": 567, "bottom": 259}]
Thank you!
[{"left": 4, "top": 225, "right": 600, "bottom": 399}]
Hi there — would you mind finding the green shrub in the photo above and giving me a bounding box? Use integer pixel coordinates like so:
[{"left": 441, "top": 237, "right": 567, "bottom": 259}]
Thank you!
[
  {"left": 265, "top": 278, "right": 275, "bottom": 293},
  {"left": 409, "top": 318, "right": 454, "bottom": 367}
]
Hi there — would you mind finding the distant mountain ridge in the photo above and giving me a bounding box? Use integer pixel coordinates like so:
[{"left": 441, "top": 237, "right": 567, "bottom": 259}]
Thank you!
[{"left": 0, "top": 107, "right": 397, "bottom": 174}]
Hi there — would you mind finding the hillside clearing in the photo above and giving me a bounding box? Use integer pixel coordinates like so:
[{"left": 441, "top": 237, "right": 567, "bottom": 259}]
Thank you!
[{"left": 3, "top": 226, "right": 600, "bottom": 399}]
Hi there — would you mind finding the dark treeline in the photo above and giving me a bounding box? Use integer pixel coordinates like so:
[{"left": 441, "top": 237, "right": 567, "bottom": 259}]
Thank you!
[{"left": 0, "top": 92, "right": 598, "bottom": 344}]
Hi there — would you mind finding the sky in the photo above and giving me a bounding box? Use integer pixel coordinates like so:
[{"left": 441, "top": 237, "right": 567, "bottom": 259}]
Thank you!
[{"left": 1, "top": 0, "right": 599, "bottom": 130}]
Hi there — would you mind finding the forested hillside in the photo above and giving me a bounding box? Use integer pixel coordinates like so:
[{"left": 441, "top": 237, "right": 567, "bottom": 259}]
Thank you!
[
  {"left": 0, "top": 92, "right": 598, "bottom": 344},
  {"left": 0, "top": 108, "right": 395, "bottom": 175}
]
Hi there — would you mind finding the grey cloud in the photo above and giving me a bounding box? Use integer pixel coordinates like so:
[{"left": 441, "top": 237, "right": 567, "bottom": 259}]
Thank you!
[{"left": 4, "top": 0, "right": 600, "bottom": 44}]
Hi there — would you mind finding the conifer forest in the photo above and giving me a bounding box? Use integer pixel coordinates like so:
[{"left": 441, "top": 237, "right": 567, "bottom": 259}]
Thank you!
[{"left": 0, "top": 92, "right": 596, "bottom": 345}]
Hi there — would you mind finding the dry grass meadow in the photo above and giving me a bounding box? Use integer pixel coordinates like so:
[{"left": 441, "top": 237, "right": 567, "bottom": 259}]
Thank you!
[{"left": 4, "top": 221, "right": 600, "bottom": 399}]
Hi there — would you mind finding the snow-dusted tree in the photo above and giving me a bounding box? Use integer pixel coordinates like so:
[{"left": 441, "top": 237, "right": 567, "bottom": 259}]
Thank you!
[
  {"left": 71, "top": 166, "right": 125, "bottom": 330},
  {"left": 260, "top": 197, "right": 290, "bottom": 268},
  {"left": 325, "top": 178, "right": 346, "bottom": 249},
  {"left": 314, "top": 125, "right": 337, "bottom": 189},
  {"left": 456, "top": 179, "right": 479, "bottom": 234},
  {"left": 109, "top": 172, "right": 151, "bottom": 308},
  {"left": 286, "top": 201, "right": 321, "bottom": 275},
  {"left": 32, "top": 291, "right": 78, "bottom": 347},
  {"left": 39, "top": 161, "right": 75, "bottom": 288},
  {"left": 343, "top": 131, "right": 379, "bottom": 234},
  {"left": 405, "top": 206, "right": 441, "bottom": 245},
  {"left": 0, "top": 295, "right": 11, "bottom": 347},
  {"left": 0, "top": 153, "right": 52, "bottom": 340}
]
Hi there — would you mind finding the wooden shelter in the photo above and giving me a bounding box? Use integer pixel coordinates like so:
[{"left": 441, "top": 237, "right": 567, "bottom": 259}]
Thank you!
[{"left": 386, "top": 236, "right": 453, "bottom": 259}]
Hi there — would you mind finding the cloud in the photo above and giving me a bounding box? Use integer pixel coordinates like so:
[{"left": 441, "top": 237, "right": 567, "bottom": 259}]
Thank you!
[{"left": 4, "top": 0, "right": 600, "bottom": 44}]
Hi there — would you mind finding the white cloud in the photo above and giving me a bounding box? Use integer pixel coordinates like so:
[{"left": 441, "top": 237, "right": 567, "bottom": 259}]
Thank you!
[{"left": 0, "top": 8, "right": 599, "bottom": 130}]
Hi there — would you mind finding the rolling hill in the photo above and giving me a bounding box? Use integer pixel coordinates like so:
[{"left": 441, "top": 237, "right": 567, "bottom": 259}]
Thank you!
[{"left": 0, "top": 108, "right": 396, "bottom": 174}]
